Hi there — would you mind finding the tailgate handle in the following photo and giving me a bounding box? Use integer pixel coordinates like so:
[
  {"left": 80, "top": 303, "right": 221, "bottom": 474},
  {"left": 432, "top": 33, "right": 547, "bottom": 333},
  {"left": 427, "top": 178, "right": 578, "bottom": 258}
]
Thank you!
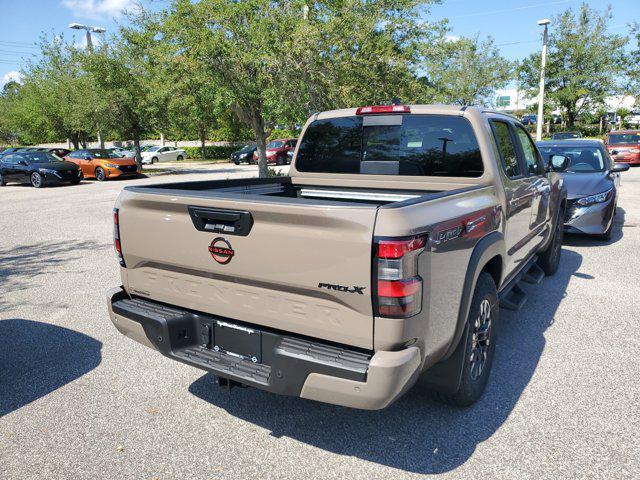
[{"left": 188, "top": 206, "right": 253, "bottom": 236}]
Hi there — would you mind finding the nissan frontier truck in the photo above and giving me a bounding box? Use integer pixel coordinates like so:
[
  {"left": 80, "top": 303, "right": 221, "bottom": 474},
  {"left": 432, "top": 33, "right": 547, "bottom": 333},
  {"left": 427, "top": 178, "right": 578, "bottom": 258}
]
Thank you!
[{"left": 107, "top": 105, "right": 568, "bottom": 409}]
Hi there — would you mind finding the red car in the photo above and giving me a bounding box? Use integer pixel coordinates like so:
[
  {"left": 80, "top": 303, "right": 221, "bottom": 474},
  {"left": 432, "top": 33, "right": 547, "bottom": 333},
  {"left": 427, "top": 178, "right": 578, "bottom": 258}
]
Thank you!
[
  {"left": 605, "top": 130, "right": 640, "bottom": 165},
  {"left": 252, "top": 138, "right": 297, "bottom": 165}
]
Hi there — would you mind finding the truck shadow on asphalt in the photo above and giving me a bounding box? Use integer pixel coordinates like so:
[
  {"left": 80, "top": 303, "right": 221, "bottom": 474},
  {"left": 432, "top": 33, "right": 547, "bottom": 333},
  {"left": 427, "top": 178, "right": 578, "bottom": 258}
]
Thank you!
[
  {"left": 188, "top": 249, "right": 584, "bottom": 474},
  {"left": 0, "top": 319, "right": 102, "bottom": 417},
  {"left": 0, "top": 240, "right": 111, "bottom": 313}
]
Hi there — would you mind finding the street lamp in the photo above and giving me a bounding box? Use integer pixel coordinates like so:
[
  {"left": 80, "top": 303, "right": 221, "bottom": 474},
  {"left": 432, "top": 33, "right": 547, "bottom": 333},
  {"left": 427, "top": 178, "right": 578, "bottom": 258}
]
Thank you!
[
  {"left": 68, "top": 23, "right": 106, "bottom": 52},
  {"left": 536, "top": 18, "right": 551, "bottom": 141}
]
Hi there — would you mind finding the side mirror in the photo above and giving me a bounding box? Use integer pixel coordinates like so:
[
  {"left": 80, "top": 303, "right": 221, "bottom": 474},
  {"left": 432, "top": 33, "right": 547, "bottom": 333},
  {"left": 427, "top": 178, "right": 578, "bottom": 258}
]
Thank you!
[
  {"left": 547, "top": 154, "right": 570, "bottom": 172},
  {"left": 610, "top": 150, "right": 618, "bottom": 155},
  {"left": 610, "top": 163, "right": 630, "bottom": 173}
]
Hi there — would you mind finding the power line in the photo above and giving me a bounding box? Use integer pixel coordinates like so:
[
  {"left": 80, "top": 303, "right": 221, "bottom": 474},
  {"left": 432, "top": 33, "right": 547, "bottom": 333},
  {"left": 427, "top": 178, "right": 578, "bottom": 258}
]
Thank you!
[
  {"left": 449, "top": 0, "right": 577, "bottom": 20},
  {"left": 0, "top": 40, "right": 37, "bottom": 47}
]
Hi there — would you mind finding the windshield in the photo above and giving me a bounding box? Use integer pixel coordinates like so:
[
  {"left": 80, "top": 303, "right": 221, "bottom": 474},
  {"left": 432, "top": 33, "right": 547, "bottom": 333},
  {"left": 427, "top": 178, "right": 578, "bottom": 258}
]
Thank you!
[
  {"left": 88, "top": 149, "right": 120, "bottom": 159},
  {"left": 553, "top": 132, "right": 580, "bottom": 140},
  {"left": 267, "top": 141, "right": 284, "bottom": 149},
  {"left": 21, "top": 152, "right": 61, "bottom": 164},
  {"left": 538, "top": 146, "right": 606, "bottom": 172},
  {"left": 608, "top": 133, "right": 640, "bottom": 145},
  {"left": 296, "top": 114, "right": 483, "bottom": 177}
]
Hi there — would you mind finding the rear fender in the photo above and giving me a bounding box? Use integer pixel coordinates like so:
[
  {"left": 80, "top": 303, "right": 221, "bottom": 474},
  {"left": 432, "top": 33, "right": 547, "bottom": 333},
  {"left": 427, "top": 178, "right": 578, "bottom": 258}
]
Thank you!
[{"left": 421, "top": 231, "right": 504, "bottom": 393}]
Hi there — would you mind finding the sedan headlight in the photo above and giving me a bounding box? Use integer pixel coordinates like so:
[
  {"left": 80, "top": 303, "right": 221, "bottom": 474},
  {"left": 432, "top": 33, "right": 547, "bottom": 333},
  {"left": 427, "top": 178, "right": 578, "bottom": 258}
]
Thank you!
[
  {"left": 576, "top": 188, "right": 613, "bottom": 207},
  {"left": 104, "top": 163, "right": 120, "bottom": 169},
  {"left": 240, "top": 153, "right": 249, "bottom": 158}
]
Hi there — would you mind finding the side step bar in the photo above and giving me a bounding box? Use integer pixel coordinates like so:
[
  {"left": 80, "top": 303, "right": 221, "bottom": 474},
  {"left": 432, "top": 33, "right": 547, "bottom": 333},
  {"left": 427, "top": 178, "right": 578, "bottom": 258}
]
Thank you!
[{"left": 499, "top": 256, "right": 543, "bottom": 311}]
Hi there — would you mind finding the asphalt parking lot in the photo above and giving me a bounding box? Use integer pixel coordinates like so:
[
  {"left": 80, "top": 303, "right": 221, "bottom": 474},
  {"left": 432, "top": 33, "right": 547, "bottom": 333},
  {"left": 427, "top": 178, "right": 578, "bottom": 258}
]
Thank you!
[{"left": 1, "top": 163, "right": 639, "bottom": 479}]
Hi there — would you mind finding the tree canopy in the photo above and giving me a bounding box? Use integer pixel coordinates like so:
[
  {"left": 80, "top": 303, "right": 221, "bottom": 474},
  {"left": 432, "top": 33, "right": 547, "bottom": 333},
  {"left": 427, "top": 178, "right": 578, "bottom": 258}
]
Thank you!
[{"left": 518, "top": 3, "right": 628, "bottom": 126}]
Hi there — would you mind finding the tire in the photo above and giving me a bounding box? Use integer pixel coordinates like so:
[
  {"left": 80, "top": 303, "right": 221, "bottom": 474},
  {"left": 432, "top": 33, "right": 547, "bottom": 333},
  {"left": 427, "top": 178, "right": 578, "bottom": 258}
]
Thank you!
[
  {"left": 435, "top": 272, "right": 498, "bottom": 407},
  {"left": 537, "top": 206, "right": 564, "bottom": 276},
  {"left": 276, "top": 155, "right": 284, "bottom": 166},
  {"left": 176, "top": 155, "right": 184, "bottom": 161},
  {"left": 233, "top": 161, "right": 240, "bottom": 165},
  {"left": 30, "top": 172, "right": 43, "bottom": 188},
  {"left": 70, "top": 179, "right": 81, "bottom": 185},
  {"left": 151, "top": 157, "right": 158, "bottom": 164},
  {"left": 95, "top": 167, "right": 106, "bottom": 182},
  {"left": 0, "top": 173, "right": 6, "bottom": 186}
]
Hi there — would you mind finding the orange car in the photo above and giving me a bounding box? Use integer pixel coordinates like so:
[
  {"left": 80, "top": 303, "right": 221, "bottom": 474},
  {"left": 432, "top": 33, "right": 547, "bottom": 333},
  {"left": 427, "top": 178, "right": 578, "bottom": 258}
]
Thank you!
[{"left": 64, "top": 148, "right": 141, "bottom": 181}]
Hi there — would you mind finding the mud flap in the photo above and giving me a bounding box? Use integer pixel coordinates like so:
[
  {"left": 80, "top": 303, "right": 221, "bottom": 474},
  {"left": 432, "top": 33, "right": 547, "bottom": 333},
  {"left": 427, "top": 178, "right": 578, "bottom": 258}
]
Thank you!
[{"left": 419, "top": 322, "right": 470, "bottom": 394}]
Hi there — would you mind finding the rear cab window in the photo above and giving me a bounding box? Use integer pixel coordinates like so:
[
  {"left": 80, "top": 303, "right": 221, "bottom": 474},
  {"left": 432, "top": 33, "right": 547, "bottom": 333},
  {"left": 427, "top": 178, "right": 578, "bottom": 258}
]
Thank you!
[{"left": 296, "top": 114, "right": 484, "bottom": 177}]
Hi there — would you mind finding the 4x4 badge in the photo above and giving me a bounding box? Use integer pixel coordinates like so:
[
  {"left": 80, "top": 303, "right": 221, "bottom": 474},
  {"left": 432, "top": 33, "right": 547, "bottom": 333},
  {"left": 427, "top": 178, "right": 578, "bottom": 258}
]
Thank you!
[{"left": 209, "top": 237, "right": 235, "bottom": 264}]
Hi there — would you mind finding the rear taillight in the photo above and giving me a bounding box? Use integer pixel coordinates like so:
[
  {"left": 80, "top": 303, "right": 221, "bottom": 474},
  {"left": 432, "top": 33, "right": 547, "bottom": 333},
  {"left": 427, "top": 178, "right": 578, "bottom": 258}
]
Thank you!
[
  {"left": 375, "top": 235, "right": 426, "bottom": 318},
  {"left": 113, "top": 208, "right": 126, "bottom": 267},
  {"left": 356, "top": 105, "right": 410, "bottom": 115}
]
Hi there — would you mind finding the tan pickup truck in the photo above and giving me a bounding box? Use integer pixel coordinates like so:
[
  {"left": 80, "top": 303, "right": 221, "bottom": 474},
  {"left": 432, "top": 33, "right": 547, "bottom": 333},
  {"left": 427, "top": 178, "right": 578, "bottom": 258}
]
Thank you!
[{"left": 107, "top": 105, "right": 568, "bottom": 409}]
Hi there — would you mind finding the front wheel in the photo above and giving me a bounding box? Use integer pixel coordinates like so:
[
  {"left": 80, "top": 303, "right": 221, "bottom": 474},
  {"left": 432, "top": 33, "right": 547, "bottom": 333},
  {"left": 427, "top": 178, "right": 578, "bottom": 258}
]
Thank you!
[
  {"left": 0, "top": 173, "right": 6, "bottom": 186},
  {"left": 436, "top": 272, "right": 498, "bottom": 407},
  {"left": 537, "top": 207, "right": 564, "bottom": 276},
  {"left": 151, "top": 157, "right": 158, "bottom": 164},
  {"left": 30, "top": 172, "right": 43, "bottom": 188},
  {"left": 95, "top": 167, "right": 106, "bottom": 182},
  {"left": 176, "top": 155, "right": 184, "bottom": 161}
]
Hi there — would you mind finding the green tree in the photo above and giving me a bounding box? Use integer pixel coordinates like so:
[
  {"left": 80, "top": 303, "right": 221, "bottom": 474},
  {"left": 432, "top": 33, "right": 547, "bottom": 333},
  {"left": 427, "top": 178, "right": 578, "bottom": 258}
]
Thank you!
[
  {"left": 518, "top": 3, "right": 628, "bottom": 127},
  {"left": 160, "top": 0, "right": 443, "bottom": 177},
  {"left": 423, "top": 35, "right": 513, "bottom": 106}
]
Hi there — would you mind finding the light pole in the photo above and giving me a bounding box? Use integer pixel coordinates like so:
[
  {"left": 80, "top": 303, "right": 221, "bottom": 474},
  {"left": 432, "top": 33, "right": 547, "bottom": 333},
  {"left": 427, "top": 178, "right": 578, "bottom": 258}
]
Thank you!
[
  {"left": 69, "top": 23, "right": 106, "bottom": 148},
  {"left": 68, "top": 23, "right": 106, "bottom": 53},
  {"left": 536, "top": 18, "right": 550, "bottom": 141}
]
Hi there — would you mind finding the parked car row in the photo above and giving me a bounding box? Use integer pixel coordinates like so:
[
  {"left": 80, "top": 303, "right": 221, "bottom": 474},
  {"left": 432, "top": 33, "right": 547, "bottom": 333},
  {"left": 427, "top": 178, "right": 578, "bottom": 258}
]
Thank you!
[
  {"left": 0, "top": 147, "right": 142, "bottom": 187},
  {"left": 229, "top": 138, "right": 297, "bottom": 165}
]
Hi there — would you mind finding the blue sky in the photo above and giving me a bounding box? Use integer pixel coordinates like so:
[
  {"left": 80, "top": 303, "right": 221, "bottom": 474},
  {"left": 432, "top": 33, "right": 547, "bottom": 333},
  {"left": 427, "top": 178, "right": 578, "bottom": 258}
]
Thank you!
[{"left": 1, "top": 0, "right": 638, "bottom": 86}]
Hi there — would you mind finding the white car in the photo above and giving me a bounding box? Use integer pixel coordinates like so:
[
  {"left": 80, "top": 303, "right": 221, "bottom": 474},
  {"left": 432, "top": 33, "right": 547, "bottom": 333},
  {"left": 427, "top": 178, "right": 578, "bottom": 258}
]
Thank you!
[{"left": 141, "top": 146, "right": 187, "bottom": 164}]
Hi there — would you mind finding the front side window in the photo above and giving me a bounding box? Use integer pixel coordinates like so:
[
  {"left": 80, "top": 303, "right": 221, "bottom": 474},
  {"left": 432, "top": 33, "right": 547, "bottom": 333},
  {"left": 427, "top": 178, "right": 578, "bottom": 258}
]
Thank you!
[
  {"left": 296, "top": 114, "right": 483, "bottom": 177},
  {"left": 491, "top": 121, "right": 520, "bottom": 178},
  {"left": 515, "top": 127, "right": 542, "bottom": 175}
]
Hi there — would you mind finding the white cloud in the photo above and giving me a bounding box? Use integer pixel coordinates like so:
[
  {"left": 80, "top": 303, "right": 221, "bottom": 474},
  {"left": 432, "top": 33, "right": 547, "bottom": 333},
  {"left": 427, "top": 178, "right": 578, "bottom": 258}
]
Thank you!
[
  {"left": 61, "top": 0, "right": 136, "bottom": 19},
  {"left": 1, "top": 71, "right": 23, "bottom": 87}
]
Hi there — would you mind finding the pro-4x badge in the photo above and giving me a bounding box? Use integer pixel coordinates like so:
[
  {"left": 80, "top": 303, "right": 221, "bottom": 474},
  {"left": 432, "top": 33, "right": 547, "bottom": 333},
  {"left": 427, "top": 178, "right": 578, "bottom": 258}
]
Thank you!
[
  {"left": 318, "top": 283, "right": 365, "bottom": 294},
  {"left": 209, "top": 237, "right": 235, "bottom": 264}
]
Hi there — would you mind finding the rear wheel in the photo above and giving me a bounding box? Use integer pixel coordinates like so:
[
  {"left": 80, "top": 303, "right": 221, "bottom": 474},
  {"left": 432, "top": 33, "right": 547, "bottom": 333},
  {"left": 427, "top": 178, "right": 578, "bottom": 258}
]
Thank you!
[
  {"left": 30, "top": 172, "right": 43, "bottom": 188},
  {"left": 537, "top": 207, "right": 564, "bottom": 276},
  {"left": 95, "top": 167, "right": 106, "bottom": 182},
  {"left": 435, "top": 272, "right": 498, "bottom": 407},
  {"left": 0, "top": 173, "right": 6, "bottom": 186}
]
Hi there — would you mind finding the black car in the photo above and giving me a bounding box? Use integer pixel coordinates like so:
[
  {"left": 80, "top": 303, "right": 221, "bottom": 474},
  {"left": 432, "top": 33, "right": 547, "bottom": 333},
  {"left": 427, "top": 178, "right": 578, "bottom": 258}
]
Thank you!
[
  {"left": 537, "top": 140, "right": 629, "bottom": 240},
  {"left": 521, "top": 114, "right": 537, "bottom": 125},
  {"left": 0, "top": 151, "right": 83, "bottom": 188},
  {"left": 1, "top": 146, "right": 72, "bottom": 158},
  {"left": 230, "top": 144, "right": 257, "bottom": 164},
  {"left": 551, "top": 131, "right": 581, "bottom": 140}
]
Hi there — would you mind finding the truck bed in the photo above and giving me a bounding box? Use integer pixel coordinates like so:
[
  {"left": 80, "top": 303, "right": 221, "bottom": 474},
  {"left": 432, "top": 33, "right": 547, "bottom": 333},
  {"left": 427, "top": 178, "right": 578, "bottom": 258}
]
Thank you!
[{"left": 125, "top": 177, "right": 445, "bottom": 207}]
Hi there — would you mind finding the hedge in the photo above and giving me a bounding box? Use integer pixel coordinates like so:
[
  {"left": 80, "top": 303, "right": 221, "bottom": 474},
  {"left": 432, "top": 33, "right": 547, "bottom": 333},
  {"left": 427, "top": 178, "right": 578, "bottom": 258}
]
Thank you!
[{"left": 182, "top": 145, "right": 243, "bottom": 159}]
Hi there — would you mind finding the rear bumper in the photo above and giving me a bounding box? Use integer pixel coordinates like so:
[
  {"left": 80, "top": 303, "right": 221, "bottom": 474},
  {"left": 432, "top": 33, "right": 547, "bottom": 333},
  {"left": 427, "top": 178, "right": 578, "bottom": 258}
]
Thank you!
[{"left": 107, "top": 287, "right": 420, "bottom": 409}]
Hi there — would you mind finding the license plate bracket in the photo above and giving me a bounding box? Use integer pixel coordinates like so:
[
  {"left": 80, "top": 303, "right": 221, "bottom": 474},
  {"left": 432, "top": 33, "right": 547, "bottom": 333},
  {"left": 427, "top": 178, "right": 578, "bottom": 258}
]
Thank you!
[{"left": 213, "top": 321, "right": 261, "bottom": 363}]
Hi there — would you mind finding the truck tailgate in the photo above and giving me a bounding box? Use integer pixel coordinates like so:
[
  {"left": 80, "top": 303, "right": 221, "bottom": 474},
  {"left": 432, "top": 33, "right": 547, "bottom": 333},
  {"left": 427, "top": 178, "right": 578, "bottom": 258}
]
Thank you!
[{"left": 116, "top": 190, "right": 378, "bottom": 349}]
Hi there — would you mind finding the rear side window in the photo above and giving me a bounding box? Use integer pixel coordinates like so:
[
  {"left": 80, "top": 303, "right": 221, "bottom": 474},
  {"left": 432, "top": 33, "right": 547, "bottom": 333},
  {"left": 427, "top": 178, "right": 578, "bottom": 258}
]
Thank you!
[
  {"left": 491, "top": 121, "right": 520, "bottom": 178},
  {"left": 296, "top": 115, "right": 483, "bottom": 177}
]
